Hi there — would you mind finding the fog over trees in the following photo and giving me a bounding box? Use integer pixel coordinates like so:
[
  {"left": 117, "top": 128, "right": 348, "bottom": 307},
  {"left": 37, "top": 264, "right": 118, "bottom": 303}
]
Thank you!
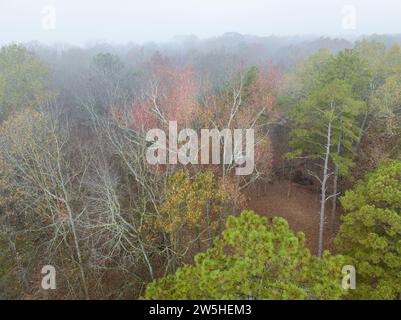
[{"left": 1, "top": 32, "right": 401, "bottom": 299}]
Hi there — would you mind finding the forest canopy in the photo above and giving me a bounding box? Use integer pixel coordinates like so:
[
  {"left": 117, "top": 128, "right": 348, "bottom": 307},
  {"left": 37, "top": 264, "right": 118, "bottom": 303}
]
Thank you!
[{"left": 0, "top": 34, "right": 401, "bottom": 300}]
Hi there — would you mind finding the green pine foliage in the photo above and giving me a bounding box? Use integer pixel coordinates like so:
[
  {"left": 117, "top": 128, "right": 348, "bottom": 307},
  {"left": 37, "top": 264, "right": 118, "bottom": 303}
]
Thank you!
[
  {"left": 144, "top": 211, "right": 345, "bottom": 300},
  {"left": 287, "top": 79, "right": 364, "bottom": 176},
  {"left": 335, "top": 160, "right": 401, "bottom": 299}
]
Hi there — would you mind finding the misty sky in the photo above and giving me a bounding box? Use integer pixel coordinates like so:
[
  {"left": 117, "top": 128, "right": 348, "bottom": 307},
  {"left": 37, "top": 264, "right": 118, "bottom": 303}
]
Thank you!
[{"left": 1, "top": 0, "right": 400, "bottom": 45}]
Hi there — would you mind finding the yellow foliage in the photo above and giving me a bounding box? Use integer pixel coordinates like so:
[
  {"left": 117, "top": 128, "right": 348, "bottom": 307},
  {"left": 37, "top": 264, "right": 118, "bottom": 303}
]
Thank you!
[{"left": 154, "top": 170, "right": 229, "bottom": 234}]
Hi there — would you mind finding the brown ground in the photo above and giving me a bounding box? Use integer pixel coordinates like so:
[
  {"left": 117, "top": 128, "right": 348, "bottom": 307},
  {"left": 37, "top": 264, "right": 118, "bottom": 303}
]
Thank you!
[{"left": 246, "top": 180, "right": 338, "bottom": 255}]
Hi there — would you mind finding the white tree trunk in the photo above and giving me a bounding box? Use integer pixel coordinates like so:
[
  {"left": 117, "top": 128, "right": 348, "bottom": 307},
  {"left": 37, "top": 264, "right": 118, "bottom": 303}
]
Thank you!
[
  {"left": 330, "top": 139, "right": 341, "bottom": 236},
  {"left": 318, "top": 119, "right": 332, "bottom": 258}
]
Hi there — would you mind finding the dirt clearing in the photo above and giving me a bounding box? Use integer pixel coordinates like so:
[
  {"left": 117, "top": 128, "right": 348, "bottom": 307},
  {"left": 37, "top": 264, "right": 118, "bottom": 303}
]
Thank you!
[{"left": 247, "top": 180, "right": 337, "bottom": 254}]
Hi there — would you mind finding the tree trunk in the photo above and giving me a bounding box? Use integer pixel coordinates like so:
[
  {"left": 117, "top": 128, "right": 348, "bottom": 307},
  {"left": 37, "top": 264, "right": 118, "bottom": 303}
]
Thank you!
[
  {"left": 65, "top": 201, "right": 89, "bottom": 299},
  {"left": 318, "top": 119, "right": 332, "bottom": 258},
  {"left": 357, "top": 110, "right": 369, "bottom": 147},
  {"left": 206, "top": 202, "right": 212, "bottom": 246},
  {"left": 138, "top": 238, "right": 154, "bottom": 280},
  {"left": 330, "top": 139, "right": 341, "bottom": 236}
]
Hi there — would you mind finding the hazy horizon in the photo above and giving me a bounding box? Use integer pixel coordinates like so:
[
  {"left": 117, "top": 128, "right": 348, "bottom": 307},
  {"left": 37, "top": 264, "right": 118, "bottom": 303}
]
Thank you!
[{"left": 1, "top": 0, "right": 401, "bottom": 46}]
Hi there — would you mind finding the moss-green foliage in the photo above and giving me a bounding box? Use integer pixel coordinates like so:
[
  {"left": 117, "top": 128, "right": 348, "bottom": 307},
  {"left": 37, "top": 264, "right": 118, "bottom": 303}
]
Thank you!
[
  {"left": 371, "top": 75, "right": 401, "bottom": 138},
  {"left": 336, "top": 160, "right": 401, "bottom": 299},
  {"left": 0, "top": 44, "right": 51, "bottom": 122},
  {"left": 144, "top": 211, "right": 345, "bottom": 300}
]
